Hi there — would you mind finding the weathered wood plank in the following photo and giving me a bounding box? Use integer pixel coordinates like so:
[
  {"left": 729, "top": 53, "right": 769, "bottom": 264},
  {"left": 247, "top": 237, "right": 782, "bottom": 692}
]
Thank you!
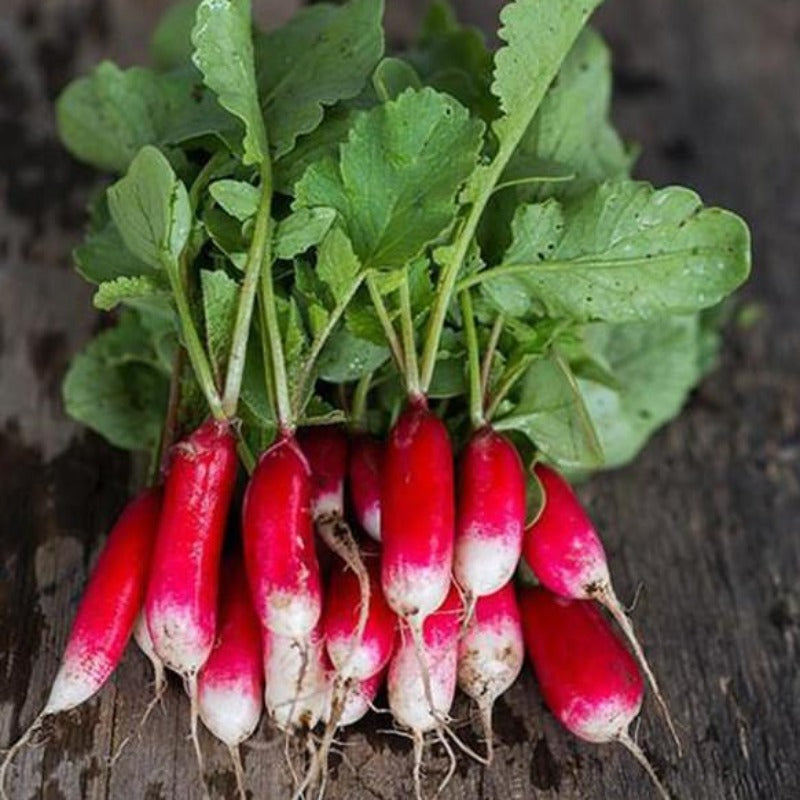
[{"left": 1, "top": 1, "right": 798, "bottom": 798}]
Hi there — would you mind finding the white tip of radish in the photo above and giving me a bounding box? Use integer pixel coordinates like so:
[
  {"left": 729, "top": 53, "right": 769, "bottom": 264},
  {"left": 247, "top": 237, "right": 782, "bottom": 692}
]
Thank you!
[
  {"left": 362, "top": 505, "right": 381, "bottom": 542},
  {"left": 563, "top": 694, "right": 643, "bottom": 744},
  {"left": 146, "top": 607, "right": 212, "bottom": 676},
  {"left": 382, "top": 564, "right": 450, "bottom": 621},
  {"left": 326, "top": 636, "right": 382, "bottom": 683},
  {"left": 311, "top": 490, "right": 343, "bottom": 520},
  {"left": 44, "top": 663, "right": 101, "bottom": 715},
  {"left": 388, "top": 639, "right": 456, "bottom": 733},
  {"left": 264, "top": 592, "right": 321, "bottom": 640},
  {"left": 457, "top": 624, "right": 524, "bottom": 708},
  {"left": 199, "top": 682, "right": 262, "bottom": 746},
  {"left": 454, "top": 535, "right": 519, "bottom": 598}
]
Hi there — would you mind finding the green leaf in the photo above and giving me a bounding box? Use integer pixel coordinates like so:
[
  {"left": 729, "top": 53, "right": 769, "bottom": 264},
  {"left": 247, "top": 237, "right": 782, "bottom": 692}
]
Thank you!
[
  {"left": 576, "top": 316, "right": 702, "bottom": 467},
  {"left": 74, "top": 219, "right": 157, "bottom": 284},
  {"left": 295, "top": 88, "right": 484, "bottom": 269},
  {"left": 192, "top": 0, "right": 267, "bottom": 165},
  {"left": 62, "top": 314, "right": 169, "bottom": 452},
  {"left": 209, "top": 179, "right": 260, "bottom": 221},
  {"left": 273, "top": 207, "right": 337, "bottom": 260},
  {"left": 481, "top": 181, "right": 751, "bottom": 322},
  {"left": 505, "top": 28, "right": 633, "bottom": 200},
  {"left": 372, "top": 58, "right": 422, "bottom": 102},
  {"left": 405, "top": 0, "right": 497, "bottom": 121},
  {"left": 201, "top": 269, "right": 240, "bottom": 383},
  {"left": 274, "top": 108, "right": 354, "bottom": 194},
  {"left": 317, "top": 327, "right": 389, "bottom": 382},
  {"left": 255, "top": 0, "right": 384, "bottom": 158},
  {"left": 107, "top": 146, "right": 192, "bottom": 268},
  {"left": 57, "top": 63, "right": 175, "bottom": 172},
  {"left": 316, "top": 227, "right": 362, "bottom": 304},
  {"left": 93, "top": 275, "right": 169, "bottom": 312},
  {"left": 495, "top": 350, "right": 603, "bottom": 469},
  {"left": 151, "top": 0, "right": 200, "bottom": 70}
]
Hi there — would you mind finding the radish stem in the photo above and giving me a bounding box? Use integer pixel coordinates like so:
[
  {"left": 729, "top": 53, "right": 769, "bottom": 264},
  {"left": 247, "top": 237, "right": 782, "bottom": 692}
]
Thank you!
[
  {"left": 366, "top": 272, "right": 404, "bottom": 371},
  {"left": 350, "top": 372, "right": 372, "bottom": 431},
  {"left": 222, "top": 160, "right": 273, "bottom": 419},
  {"left": 459, "top": 289, "right": 485, "bottom": 429},
  {"left": 399, "top": 269, "right": 421, "bottom": 398},
  {"left": 259, "top": 257, "right": 292, "bottom": 433},
  {"left": 480, "top": 314, "right": 503, "bottom": 401}
]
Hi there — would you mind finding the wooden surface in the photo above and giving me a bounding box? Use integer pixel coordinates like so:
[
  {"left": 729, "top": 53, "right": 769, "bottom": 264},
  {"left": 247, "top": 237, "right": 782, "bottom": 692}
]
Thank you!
[{"left": 1, "top": 1, "right": 799, "bottom": 798}]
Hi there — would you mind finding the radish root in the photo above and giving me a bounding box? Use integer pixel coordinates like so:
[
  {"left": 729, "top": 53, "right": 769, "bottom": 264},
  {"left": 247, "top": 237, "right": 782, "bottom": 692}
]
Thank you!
[
  {"left": 597, "top": 584, "right": 682, "bottom": 755},
  {"left": 407, "top": 619, "right": 439, "bottom": 725},
  {"left": 228, "top": 744, "right": 247, "bottom": 800},
  {"left": 477, "top": 701, "right": 495, "bottom": 764},
  {"left": 185, "top": 673, "right": 208, "bottom": 799},
  {"left": 0, "top": 711, "right": 47, "bottom": 800},
  {"left": 412, "top": 730, "right": 425, "bottom": 800},
  {"left": 617, "top": 730, "right": 671, "bottom": 800}
]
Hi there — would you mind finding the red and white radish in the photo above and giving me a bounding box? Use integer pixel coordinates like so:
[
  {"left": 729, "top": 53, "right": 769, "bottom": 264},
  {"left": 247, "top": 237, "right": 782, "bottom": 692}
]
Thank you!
[
  {"left": 348, "top": 434, "right": 384, "bottom": 541},
  {"left": 523, "top": 463, "right": 680, "bottom": 751},
  {"left": 198, "top": 556, "right": 263, "bottom": 800},
  {"left": 388, "top": 583, "right": 462, "bottom": 799},
  {"left": 381, "top": 400, "right": 454, "bottom": 623},
  {"left": 328, "top": 668, "right": 385, "bottom": 728},
  {"left": 133, "top": 610, "right": 167, "bottom": 724},
  {"left": 0, "top": 487, "right": 162, "bottom": 798},
  {"left": 145, "top": 418, "right": 238, "bottom": 772},
  {"left": 453, "top": 427, "right": 526, "bottom": 606},
  {"left": 299, "top": 426, "right": 371, "bottom": 668},
  {"left": 519, "top": 586, "right": 670, "bottom": 799},
  {"left": 323, "top": 549, "right": 396, "bottom": 681},
  {"left": 242, "top": 435, "right": 321, "bottom": 639},
  {"left": 457, "top": 583, "right": 524, "bottom": 761}
]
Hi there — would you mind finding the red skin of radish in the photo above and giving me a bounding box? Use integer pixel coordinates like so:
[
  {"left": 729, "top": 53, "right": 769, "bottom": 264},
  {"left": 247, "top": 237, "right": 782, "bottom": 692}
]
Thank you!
[
  {"left": 46, "top": 487, "right": 162, "bottom": 713},
  {"left": 457, "top": 583, "right": 524, "bottom": 712},
  {"left": 348, "top": 435, "right": 383, "bottom": 541},
  {"left": 323, "top": 553, "right": 397, "bottom": 680},
  {"left": 198, "top": 557, "right": 263, "bottom": 746},
  {"left": 145, "top": 419, "right": 237, "bottom": 676},
  {"left": 381, "top": 401, "right": 455, "bottom": 621},
  {"left": 453, "top": 428, "right": 526, "bottom": 599},
  {"left": 243, "top": 435, "right": 322, "bottom": 639},
  {"left": 388, "top": 583, "right": 462, "bottom": 733},
  {"left": 298, "top": 425, "right": 348, "bottom": 518},
  {"left": 523, "top": 463, "right": 609, "bottom": 599},
  {"left": 518, "top": 586, "right": 643, "bottom": 743}
]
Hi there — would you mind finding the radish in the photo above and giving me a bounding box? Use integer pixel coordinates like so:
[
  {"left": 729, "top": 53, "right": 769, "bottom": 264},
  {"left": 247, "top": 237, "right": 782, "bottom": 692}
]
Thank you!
[
  {"left": 388, "top": 583, "right": 463, "bottom": 799},
  {"left": 381, "top": 399, "right": 453, "bottom": 620},
  {"left": 519, "top": 586, "right": 671, "bottom": 799},
  {"left": 262, "top": 621, "right": 329, "bottom": 732},
  {"left": 298, "top": 426, "right": 371, "bottom": 670},
  {"left": 323, "top": 548, "right": 396, "bottom": 681},
  {"left": 0, "top": 487, "right": 162, "bottom": 799},
  {"left": 145, "top": 418, "right": 238, "bottom": 773},
  {"left": 457, "top": 583, "right": 524, "bottom": 762},
  {"left": 348, "top": 434, "right": 384, "bottom": 541},
  {"left": 242, "top": 435, "right": 321, "bottom": 639},
  {"left": 453, "top": 427, "right": 526, "bottom": 607},
  {"left": 198, "top": 555, "right": 263, "bottom": 800},
  {"left": 523, "top": 463, "right": 680, "bottom": 751}
]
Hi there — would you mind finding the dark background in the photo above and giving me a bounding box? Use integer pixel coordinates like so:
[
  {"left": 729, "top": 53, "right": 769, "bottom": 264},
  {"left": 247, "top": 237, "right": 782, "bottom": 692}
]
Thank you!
[{"left": 1, "top": 1, "right": 798, "bottom": 798}]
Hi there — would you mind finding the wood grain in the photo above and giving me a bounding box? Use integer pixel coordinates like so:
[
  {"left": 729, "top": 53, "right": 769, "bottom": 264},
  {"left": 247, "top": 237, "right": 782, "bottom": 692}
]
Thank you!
[{"left": 1, "top": 1, "right": 798, "bottom": 798}]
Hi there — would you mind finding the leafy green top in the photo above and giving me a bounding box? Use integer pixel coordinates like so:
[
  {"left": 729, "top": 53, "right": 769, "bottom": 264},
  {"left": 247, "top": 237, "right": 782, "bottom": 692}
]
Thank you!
[{"left": 56, "top": 0, "right": 750, "bottom": 478}]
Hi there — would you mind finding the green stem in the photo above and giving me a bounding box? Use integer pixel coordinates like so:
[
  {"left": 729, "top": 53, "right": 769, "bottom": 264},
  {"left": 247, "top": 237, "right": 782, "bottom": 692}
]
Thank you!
[
  {"left": 259, "top": 262, "right": 292, "bottom": 433},
  {"left": 189, "top": 150, "right": 231, "bottom": 212},
  {"left": 237, "top": 439, "right": 256, "bottom": 474},
  {"left": 366, "top": 272, "right": 404, "bottom": 370},
  {"left": 485, "top": 355, "right": 534, "bottom": 421},
  {"left": 459, "top": 290, "right": 484, "bottom": 429},
  {"left": 491, "top": 172, "right": 575, "bottom": 195},
  {"left": 293, "top": 272, "right": 366, "bottom": 418},
  {"left": 222, "top": 162, "right": 273, "bottom": 418},
  {"left": 419, "top": 98, "right": 559, "bottom": 393},
  {"left": 154, "top": 346, "right": 185, "bottom": 481},
  {"left": 350, "top": 372, "right": 372, "bottom": 431},
  {"left": 399, "top": 269, "right": 420, "bottom": 398},
  {"left": 481, "top": 313, "right": 504, "bottom": 401},
  {"left": 165, "top": 254, "right": 224, "bottom": 421}
]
